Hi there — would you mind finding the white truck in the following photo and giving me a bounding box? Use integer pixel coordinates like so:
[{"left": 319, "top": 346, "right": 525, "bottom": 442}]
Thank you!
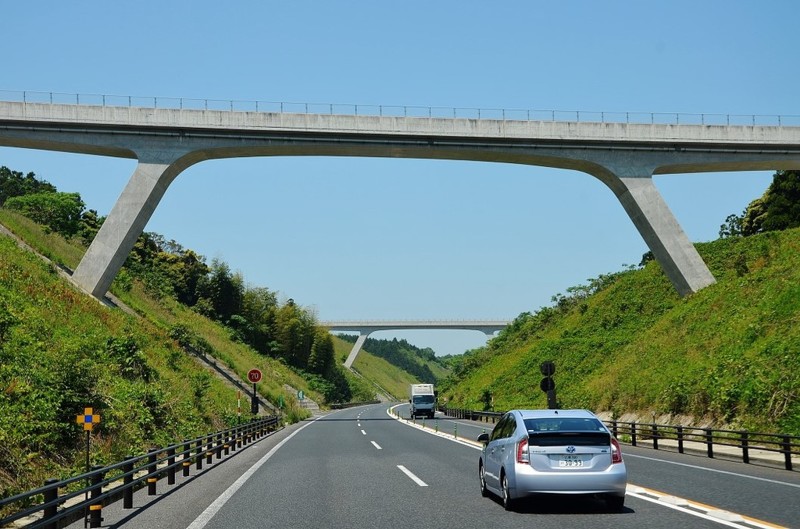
[{"left": 409, "top": 383, "right": 436, "bottom": 419}]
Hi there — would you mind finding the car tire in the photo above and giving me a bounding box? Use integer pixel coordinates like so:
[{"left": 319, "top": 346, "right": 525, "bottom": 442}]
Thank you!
[
  {"left": 501, "top": 471, "right": 515, "bottom": 511},
  {"left": 479, "top": 462, "right": 489, "bottom": 497},
  {"left": 605, "top": 494, "right": 625, "bottom": 512}
]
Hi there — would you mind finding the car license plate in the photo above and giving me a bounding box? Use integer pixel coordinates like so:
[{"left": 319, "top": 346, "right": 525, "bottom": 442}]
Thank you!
[{"left": 559, "top": 455, "right": 583, "bottom": 467}]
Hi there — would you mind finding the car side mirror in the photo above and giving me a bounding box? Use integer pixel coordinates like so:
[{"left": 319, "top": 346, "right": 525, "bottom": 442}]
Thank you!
[{"left": 477, "top": 433, "right": 489, "bottom": 444}]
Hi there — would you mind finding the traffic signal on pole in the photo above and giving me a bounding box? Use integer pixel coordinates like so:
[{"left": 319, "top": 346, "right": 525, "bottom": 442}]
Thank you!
[
  {"left": 539, "top": 361, "right": 557, "bottom": 409},
  {"left": 540, "top": 361, "right": 556, "bottom": 389}
]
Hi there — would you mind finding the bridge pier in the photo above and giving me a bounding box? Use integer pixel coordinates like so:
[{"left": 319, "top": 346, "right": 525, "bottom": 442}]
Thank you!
[
  {"left": 343, "top": 332, "right": 369, "bottom": 369},
  {"left": 594, "top": 161, "right": 716, "bottom": 296},
  {"left": 71, "top": 150, "right": 193, "bottom": 298},
  {"left": 613, "top": 175, "right": 715, "bottom": 295}
]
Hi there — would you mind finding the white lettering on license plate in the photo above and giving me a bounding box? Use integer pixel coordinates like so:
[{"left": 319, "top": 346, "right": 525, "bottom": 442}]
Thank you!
[{"left": 559, "top": 456, "right": 584, "bottom": 467}]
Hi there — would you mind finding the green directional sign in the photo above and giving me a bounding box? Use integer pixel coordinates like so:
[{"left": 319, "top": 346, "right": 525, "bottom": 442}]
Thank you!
[{"left": 278, "top": 395, "right": 285, "bottom": 409}]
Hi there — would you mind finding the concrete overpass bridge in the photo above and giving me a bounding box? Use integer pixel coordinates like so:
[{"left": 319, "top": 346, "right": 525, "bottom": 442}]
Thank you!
[
  {"left": 321, "top": 320, "right": 509, "bottom": 368},
  {"left": 1, "top": 91, "right": 799, "bottom": 305}
]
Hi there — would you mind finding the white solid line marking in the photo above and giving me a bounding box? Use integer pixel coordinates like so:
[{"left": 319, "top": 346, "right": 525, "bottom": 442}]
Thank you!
[
  {"left": 397, "top": 465, "right": 428, "bottom": 487},
  {"left": 626, "top": 453, "right": 800, "bottom": 489},
  {"left": 387, "top": 404, "right": 788, "bottom": 529},
  {"left": 186, "top": 417, "right": 320, "bottom": 529},
  {"left": 361, "top": 430, "right": 366, "bottom": 435},
  {"left": 371, "top": 441, "right": 382, "bottom": 450},
  {"left": 626, "top": 485, "right": 789, "bottom": 529}
]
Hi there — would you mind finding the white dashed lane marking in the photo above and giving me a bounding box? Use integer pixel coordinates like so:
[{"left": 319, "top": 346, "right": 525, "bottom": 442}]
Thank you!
[{"left": 397, "top": 465, "right": 428, "bottom": 487}]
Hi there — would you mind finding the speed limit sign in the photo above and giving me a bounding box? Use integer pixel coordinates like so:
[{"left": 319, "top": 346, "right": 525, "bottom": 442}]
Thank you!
[{"left": 247, "top": 369, "right": 262, "bottom": 383}]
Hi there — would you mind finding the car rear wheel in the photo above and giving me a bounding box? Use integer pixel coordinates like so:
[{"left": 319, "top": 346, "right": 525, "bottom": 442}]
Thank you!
[
  {"left": 479, "top": 463, "right": 488, "bottom": 497},
  {"left": 501, "top": 472, "right": 515, "bottom": 511},
  {"left": 605, "top": 494, "right": 625, "bottom": 512}
]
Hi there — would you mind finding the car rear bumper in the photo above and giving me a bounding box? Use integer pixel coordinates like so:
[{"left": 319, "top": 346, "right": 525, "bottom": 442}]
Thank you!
[{"left": 512, "top": 463, "right": 627, "bottom": 497}]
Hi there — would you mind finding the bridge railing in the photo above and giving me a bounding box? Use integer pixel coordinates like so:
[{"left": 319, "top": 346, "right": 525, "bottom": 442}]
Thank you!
[
  {"left": 0, "top": 416, "right": 280, "bottom": 529},
  {"left": 3, "top": 89, "right": 800, "bottom": 127}
]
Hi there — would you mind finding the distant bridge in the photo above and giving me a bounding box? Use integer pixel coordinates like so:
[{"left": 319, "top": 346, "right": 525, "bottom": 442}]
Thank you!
[{"left": 321, "top": 320, "right": 509, "bottom": 368}]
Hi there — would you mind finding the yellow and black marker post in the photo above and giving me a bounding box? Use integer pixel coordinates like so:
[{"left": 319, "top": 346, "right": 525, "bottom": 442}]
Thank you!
[{"left": 76, "top": 408, "right": 102, "bottom": 527}]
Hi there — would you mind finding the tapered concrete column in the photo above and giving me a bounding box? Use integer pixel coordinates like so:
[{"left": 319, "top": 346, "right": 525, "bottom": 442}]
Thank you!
[
  {"left": 72, "top": 150, "right": 191, "bottom": 298},
  {"left": 609, "top": 172, "right": 716, "bottom": 296},
  {"left": 343, "top": 333, "right": 370, "bottom": 369}
]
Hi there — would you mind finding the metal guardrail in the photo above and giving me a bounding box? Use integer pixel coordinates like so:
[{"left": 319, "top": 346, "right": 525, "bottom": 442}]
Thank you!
[
  {"left": 0, "top": 416, "right": 280, "bottom": 529},
  {"left": 2, "top": 89, "right": 800, "bottom": 127},
  {"left": 609, "top": 420, "right": 799, "bottom": 471},
  {"left": 440, "top": 406, "right": 503, "bottom": 423},
  {"left": 440, "top": 407, "right": 798, "bottom": 471},
  {"left": 329, "top": 399, "right": 381, "bottom": 410}
]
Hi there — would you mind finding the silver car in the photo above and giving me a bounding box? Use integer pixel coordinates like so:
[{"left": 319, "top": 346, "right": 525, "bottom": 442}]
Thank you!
[{"left": 477, "top": 409, "right": 627, "bottom": 511}]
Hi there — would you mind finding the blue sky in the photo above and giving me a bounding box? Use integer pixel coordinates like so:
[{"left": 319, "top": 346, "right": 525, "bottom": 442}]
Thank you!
[{"left": 1, "top": 1, "right": 796, "bottom": 355}]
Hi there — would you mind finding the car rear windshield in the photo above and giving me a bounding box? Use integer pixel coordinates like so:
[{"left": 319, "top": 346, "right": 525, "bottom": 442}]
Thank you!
[{"left": 524, "top": 417, "right": 610, "bottom": 446}]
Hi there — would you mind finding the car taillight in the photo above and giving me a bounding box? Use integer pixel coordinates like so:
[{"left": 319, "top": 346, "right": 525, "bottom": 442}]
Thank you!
[
  {"left": 517, "top": 438, "right": 530, "bottom": 464},
  {"left": 611, "top": 437, "right": 623, "bottom": 464}
]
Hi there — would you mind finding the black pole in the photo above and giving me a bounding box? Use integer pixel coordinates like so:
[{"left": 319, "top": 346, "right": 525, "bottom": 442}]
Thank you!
[
  {"left": 183, "top": 440, "right": 191, "bottom": 477},
  {"left": 89, "top": 465, "right": 104, "bottom": 528},
  {"left": 251, "top": 382, "right": 258, "bottom": 415},
  {"left": 123, "top": 456, "right": 134, "bottom": 509},
  {"left": 546, "top": 389, "right": 558, "bottom": 409},
  {"left": 147, "top": 448, "right": 158, "bottom": 495},
  {"left": 84, "top": 430, "right": 90, "bottom": 528},
  {"left": 167, "top": 446, "right": 176, "bottom": 485},
  {"left": 42, "top": 478, "right": 59, "bottom": 529}
]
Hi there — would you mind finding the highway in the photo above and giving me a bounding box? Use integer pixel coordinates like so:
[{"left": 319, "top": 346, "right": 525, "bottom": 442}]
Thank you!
[{"left": 75, "top": 403, "right": 800, "bottom": 529}]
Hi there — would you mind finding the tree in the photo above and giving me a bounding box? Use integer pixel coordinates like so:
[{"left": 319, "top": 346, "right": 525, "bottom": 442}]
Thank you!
[
  {"left": 724, "top": 170, "right": 800, "bottom": 238},
  {"left": 239, "top": 287, "right": 278, "bottom": 354},
  {"left": 274, "top": 300, "right": 316, "bottom": 368},
  {"left": 4, "top": 191, "right": 85, "bottom": 237},
  {"left": 0, "top": 166, "right": 56, "bottom": 205},
  {"left": 741, "top": 196, "right": 768, "bottom": 236},
  {"left": 718, "top": 213, "right": 743, "bottom": 239},
  {"left": 78, "top": 209, "right": 104, "bottom": 245},
  {"left": 760, "top": 170, "right": 800, "bottom": 232},
  {"left": 196, "top": 259, "right": 244, "bottom": 322},
  {"left": 159, "top": 249, "right": 209, "bottom": 306},
  {"left": 308, "top": 328, "right": 335, "bottom": 375}
]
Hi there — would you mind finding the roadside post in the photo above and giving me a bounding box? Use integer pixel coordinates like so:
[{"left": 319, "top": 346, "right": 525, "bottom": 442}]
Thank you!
[
  {"left": 75, "top": 408, "right": 101, "bottom": 527},
  {"left": 247, "top": 369, "right": 262, "bottom": 415}
]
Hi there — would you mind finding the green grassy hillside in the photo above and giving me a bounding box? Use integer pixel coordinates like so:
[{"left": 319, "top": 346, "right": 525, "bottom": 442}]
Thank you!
[
  {"left": 0, "top": 233, "right": 240, "bottom": 495},
  {"left": 440, "top": 228, "right": 800, "bottom": 435},
  {"left": 0, "top": 212, "right": 328, "bottom": 496},
  {"left": 331, "top": 336, "right": 447, "bottom": 401}
]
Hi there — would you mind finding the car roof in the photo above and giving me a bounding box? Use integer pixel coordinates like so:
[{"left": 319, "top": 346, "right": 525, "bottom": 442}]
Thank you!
[{"left": 511, "top": 409, "right": 599, "bottom": 420}]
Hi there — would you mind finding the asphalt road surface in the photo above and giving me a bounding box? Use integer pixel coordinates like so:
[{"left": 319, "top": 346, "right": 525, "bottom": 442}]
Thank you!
[{"left": 74, "top": 403, "right": 800, "bottom": 529}]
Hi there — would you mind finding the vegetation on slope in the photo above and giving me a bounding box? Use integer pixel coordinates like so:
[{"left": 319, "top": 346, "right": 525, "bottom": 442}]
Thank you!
[
  {"left": 0, "top": 234, "right": 240, "bottom": 496},
  {"left": 0, "top": 165, "right": 364, "bottom": 405},
  {"left": 334, "top": 341, "right": 423, "bottom": 401},
  {"left": 336, "top": 334, "right": 451, "bottom": 384},
  {"left": 440, "top": 224, "right": 800, "bottom": 435}
]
